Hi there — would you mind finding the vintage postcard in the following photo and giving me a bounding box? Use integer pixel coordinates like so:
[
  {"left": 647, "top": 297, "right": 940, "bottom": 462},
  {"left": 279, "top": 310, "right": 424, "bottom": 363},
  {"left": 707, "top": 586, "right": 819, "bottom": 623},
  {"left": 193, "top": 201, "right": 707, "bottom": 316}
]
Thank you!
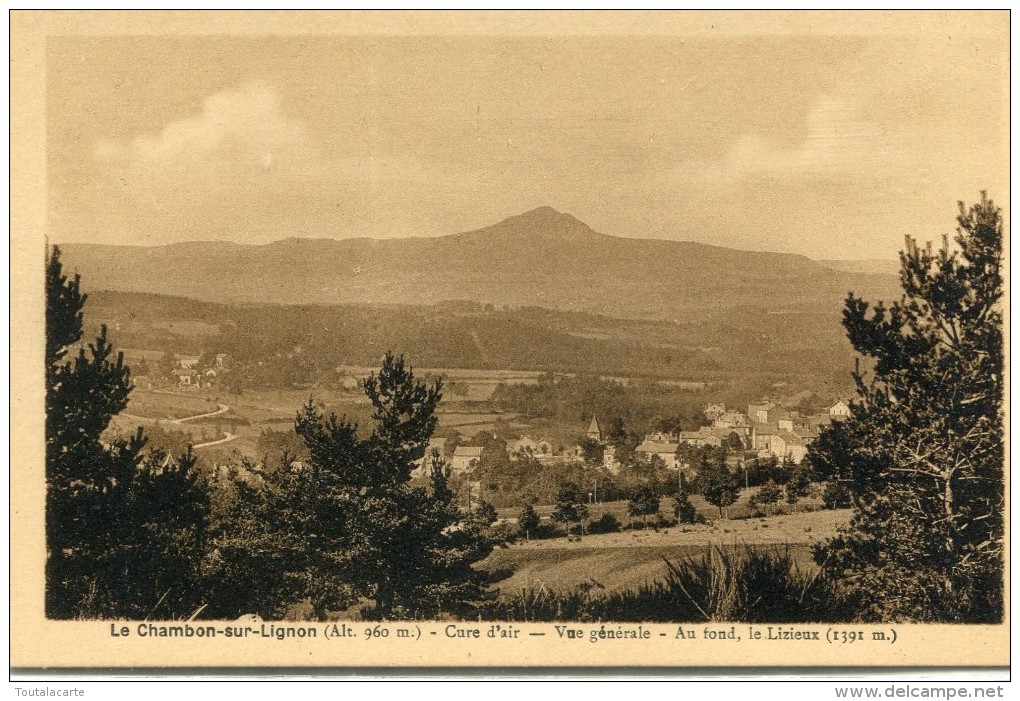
[{"left": 10, "top": 10, "right": 1009, "bottom": 671}]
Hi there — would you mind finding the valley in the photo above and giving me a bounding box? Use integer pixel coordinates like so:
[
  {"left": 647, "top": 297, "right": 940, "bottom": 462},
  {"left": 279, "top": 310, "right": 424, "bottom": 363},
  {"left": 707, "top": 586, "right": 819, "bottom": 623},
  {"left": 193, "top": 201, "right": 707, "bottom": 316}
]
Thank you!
[{"left": 70, "top": 206, "right": 886, "bottom": 611}]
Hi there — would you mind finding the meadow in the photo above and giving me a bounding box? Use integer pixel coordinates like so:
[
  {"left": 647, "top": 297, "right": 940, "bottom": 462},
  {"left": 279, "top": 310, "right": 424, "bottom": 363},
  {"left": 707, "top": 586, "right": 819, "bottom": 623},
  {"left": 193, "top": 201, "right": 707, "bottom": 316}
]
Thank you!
[
  {"left": 113, "top": 385, "right": 526, "bottom": 463},
  {"left": 482, "top": 508, "right": 849, "bottom": 596},
  {"left": 123, "top": 390, "right": 219, "bottom": 421}
]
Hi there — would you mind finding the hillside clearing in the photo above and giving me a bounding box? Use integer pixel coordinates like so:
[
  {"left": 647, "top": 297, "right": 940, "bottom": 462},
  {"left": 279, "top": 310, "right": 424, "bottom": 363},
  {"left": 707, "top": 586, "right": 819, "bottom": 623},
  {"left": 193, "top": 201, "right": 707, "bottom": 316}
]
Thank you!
[{"left": 481, "top": 509, "right": 850, "bottom": 596}]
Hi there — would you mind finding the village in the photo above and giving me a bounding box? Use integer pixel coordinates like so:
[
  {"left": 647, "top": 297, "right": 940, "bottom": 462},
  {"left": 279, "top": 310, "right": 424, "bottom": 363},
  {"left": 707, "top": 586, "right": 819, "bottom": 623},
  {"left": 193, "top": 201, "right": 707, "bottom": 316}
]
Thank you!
[
  {"left": 118, "top": 348, "right": 232, "bottom": 392},
  {"left": 433, "top": 398, "right": 850, "bottom": 479},
  {"left": 119, "top": 345, "right": 849, "bottom": 478},
  {"left": 105, "top": 341, "right": 861, "bottom": 528}
]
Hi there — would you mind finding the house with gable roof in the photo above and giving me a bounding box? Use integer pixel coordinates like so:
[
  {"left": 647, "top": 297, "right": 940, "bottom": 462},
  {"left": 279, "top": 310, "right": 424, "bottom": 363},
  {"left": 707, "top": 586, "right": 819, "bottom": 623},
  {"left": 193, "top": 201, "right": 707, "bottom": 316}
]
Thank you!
[
  {"left": 828, "top": 399, "right": 851, "bottom": 419},
  {"left": 634, "top": 437, "right": 680, "bottom": 470},
  {"left": 506, "top": 435, "right": 540, "bottom": 455},
  {"left": 450, "top": 446, "right": 483, "bottom": 475},
  {"left": 704, "top": 403, "right": 727, "bottom": 422}
]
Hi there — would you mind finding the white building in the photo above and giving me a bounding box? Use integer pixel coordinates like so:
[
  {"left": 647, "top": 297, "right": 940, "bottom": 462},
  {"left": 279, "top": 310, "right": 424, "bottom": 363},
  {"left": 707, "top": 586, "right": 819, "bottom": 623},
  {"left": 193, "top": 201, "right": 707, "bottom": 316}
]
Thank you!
[
  {"left": 828, "top": 399, "right": 851, "bottom": 418},
  {"left": 450, "top": 446, "right": 483, "bottom": 475}
]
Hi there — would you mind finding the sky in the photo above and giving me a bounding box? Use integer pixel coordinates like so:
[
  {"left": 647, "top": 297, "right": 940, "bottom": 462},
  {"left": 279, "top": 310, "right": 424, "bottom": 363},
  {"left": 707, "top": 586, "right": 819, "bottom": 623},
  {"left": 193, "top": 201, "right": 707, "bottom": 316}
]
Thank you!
[{"left": 46, "top": 16, "right": 1008, "bottom": 260}]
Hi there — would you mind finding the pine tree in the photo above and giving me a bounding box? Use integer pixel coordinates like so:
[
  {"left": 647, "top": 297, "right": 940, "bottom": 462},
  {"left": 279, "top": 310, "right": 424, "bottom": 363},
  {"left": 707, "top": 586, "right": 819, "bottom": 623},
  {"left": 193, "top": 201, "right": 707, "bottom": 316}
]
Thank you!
[
  {"left": 216, "top": 353, "right": 495, "bottom": 620},
  {"left": 414, "top": 450, "right": 497, "bottom": 618},
  {"left": 784, "top": 462, "right": 813, "bottom": 505},
  {"left": 518, "top": 503, "right": 540, "bottom": 540},
  {"left": 551, "top": 482, "right": 589, "bottom": 535},
  {"left": 627, "top": 484, "right": 660, "bottom": 527},
  {"left": 751, "top": 480, "right": 782, "bottom": 516},
  {"left": 45, "top": 246, "right": 210, "bottom": 619},
  {"left": 809, "top": 194, "right": 1004, "bottom": 622},
  {"left": 157, "top": 351, "right": 177, "bottom": 379},
  {"left": 699, "top": 455, "right": 741, "bottom": 519},
  {"left": 202, "top": 459, "right": 299, "bottom": 619},
  {"left": 821, "top": 479, "right": 852, "bottom": 510},
  {"left": 114, "top": 448, "right": 212, "bottom": 618},
  {"left": 472, "top": 500, "right": 498, "bottom": 527},
  {"left": 673, "top": 491, "right": 700, "bottom": 524}
]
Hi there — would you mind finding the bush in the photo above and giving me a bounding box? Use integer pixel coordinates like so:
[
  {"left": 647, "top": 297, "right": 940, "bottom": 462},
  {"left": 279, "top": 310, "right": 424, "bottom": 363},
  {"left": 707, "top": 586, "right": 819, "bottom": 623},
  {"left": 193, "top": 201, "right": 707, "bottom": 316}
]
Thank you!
[
  {"left": 656, "top": 546, "right": 831, "bottom": 622},
  {"left": 486, "top": 520, "right": 519, "bottom": 546},
  {"left": 472, "top": 500, "right": 498, "bottom": 527},
  {"left": 588, "top": 513, "right": 622, "bottom": 534},
  {"left": 532, "top": 523, "right": 560, "bottom": 540}
]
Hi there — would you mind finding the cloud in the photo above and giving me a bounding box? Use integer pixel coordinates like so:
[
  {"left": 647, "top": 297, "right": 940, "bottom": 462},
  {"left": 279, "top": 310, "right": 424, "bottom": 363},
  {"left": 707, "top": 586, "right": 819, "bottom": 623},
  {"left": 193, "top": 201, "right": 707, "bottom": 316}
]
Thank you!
[
  {"left": 93, "top": 80, "right": 315, "bottom": 175},
  {"left": 80, "top": 79, "right": 486, "bottom": 242},
  {"left": 701, "top": 96, "right": 896, "bottom": 182}
]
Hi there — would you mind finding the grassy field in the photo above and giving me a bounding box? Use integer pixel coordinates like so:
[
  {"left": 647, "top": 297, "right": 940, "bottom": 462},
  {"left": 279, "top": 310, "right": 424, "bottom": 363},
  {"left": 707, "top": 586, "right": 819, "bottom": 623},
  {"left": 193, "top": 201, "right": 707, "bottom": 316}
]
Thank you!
[
  {"left": 124, "top": 390, "right": 219, "bottom": 421},
  {"left": 112, "top": 386, "right": 525, "bottom": 468},
  {"left": 481, "top": 508, "right": 851, "bottom": 597},
  {"left": 118, "top": 386, "right": 531, "bottom": 461}
]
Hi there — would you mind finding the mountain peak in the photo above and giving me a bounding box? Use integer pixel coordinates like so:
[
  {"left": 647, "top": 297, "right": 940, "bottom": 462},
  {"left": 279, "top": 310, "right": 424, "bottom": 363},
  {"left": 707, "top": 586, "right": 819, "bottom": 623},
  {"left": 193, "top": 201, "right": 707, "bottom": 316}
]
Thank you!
[
  {"left": 513, "top": 205, "right": 576, "bottom": 224},
  {"left": 477, "top": 205, "right": 602, "bottom": 243},
  {"left": 522, "top": 205, "right": 564, "bottom": 217}
]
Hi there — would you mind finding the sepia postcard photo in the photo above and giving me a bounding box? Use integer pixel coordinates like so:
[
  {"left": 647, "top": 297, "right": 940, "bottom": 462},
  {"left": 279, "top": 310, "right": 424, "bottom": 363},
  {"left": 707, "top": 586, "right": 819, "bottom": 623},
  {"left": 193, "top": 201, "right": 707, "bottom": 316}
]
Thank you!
[{"left": 9, "top": 10, "right": 1010, "bottom": 670}]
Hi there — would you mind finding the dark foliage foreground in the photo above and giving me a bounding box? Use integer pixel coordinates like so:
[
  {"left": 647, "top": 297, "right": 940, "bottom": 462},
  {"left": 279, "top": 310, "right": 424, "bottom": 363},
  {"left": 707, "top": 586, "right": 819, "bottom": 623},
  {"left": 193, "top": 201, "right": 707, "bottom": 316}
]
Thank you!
[{"left": 808, "top": 195, "right": 1004, "bottom": 623}]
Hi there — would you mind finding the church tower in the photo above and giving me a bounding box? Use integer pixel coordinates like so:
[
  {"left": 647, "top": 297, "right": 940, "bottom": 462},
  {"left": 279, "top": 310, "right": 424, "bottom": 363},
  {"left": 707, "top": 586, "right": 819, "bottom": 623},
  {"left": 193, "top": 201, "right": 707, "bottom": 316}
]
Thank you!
[{"left": 586, "top": 415, "right": 602, "bottom": 443}]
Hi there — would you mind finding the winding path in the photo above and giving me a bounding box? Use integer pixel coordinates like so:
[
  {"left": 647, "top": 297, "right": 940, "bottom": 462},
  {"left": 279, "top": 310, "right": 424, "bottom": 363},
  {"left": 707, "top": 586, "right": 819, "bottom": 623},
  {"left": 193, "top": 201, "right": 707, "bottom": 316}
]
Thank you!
[
  {"left": 180, "top": 403, "right": 237, "bottom": 448},
  {"left": 193, "top": 431, "right": 238, "bottom": 449},
  {"left": 174, "top": 403, "right": 230, "bottom": 424},
  {"left": 120, "top": 402, "right": 238, "bottom": 449}
]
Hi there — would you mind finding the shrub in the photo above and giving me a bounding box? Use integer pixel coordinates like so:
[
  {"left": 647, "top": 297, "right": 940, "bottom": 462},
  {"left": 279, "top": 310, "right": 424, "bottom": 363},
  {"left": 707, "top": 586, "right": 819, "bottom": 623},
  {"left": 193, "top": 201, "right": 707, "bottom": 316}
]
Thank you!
[
  {"left": 588, "top": 513, "right": 622, "bottom": 534},
  {"left": 487, "top": 520, "right": 519, "bottom": 546},
  {"left": 472, "top": 500, "right": 498, "bottom": 527},
  {"left": 532, "top": 523, "right": 560, "bottom": 540}
]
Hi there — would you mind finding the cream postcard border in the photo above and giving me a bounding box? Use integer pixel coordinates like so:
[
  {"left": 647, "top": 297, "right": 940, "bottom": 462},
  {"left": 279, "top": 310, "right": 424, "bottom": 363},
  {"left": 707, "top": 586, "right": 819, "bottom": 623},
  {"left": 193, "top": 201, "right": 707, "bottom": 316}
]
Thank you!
[{"left": 9, "top": 10, "right": 1010, "bottom": 669}]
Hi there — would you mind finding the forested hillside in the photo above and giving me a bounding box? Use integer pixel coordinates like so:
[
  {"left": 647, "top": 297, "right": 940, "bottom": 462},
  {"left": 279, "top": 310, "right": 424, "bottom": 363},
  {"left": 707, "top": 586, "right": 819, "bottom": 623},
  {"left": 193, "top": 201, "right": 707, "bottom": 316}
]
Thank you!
[{"left": 84, "top": 290, "right": 857, "bottom": 400}]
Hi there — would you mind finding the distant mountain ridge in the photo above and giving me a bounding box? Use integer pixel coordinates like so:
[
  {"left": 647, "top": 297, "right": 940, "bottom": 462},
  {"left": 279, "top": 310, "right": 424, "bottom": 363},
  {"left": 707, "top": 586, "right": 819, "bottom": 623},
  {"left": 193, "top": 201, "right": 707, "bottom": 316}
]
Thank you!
[{"left": 58, "top": 207, "right": 901, "bottom": 321}]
